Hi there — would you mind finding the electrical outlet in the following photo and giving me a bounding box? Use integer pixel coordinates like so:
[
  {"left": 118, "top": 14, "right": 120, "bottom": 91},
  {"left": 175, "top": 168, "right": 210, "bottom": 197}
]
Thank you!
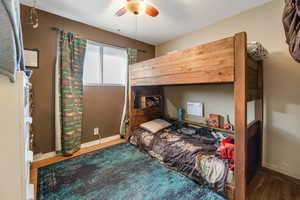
[{"left": 94, "top": 127, "right": 99, "bottom": 135}]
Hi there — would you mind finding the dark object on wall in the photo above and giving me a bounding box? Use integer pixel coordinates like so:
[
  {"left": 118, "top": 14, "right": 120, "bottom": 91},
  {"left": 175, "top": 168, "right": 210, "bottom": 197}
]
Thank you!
[
  {"left": 134, "top": 95, "right": 161, "bottom": 109},
  {"left": 282, "top": 0, "right": 300, "bottom": 62}
]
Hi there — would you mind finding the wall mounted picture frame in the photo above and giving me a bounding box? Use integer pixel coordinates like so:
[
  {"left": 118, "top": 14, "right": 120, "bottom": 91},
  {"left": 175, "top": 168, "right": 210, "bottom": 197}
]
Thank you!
[{"left": 24, "top": 49, "right": 39, "bottom": 68}]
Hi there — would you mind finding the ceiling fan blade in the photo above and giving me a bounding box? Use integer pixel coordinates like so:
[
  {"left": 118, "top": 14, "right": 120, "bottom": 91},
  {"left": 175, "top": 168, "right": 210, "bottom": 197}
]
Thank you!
[
  {"left": 145, "top": 4, "right": 159, "bottom": 17},
  {"left": 115, "top": 7, "right": 127, "bottom": 17}
]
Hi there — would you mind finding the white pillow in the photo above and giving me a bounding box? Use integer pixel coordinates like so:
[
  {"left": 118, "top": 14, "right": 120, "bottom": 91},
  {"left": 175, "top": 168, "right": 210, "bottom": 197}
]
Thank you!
[{"left": 140, "top": 119, "right": 171, "bottom": 133}]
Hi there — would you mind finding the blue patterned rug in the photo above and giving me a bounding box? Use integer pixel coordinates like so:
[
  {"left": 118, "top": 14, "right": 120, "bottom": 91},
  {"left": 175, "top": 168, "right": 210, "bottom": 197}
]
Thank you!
[{"left": 37, "top": 142, "right": 226, "bottom": 200}]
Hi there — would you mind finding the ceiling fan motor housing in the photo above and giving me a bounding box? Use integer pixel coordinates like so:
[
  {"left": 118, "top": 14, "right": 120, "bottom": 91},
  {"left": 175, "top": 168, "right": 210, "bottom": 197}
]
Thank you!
[{"left": 127, "top": 1, "right": 146, "bottom": 15}]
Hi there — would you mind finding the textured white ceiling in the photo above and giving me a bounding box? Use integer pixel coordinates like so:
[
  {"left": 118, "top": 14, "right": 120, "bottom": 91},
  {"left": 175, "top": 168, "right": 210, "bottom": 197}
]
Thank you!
[{"left": 21, "top": 0, "right": 271, "bottom": 45}]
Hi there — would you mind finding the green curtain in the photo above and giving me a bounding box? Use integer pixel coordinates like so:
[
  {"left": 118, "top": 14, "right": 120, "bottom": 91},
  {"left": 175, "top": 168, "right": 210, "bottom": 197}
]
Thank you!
[
  {"left": 59, "top": 31, "right": 87, "bottom": 156},
  {"left": 120, "top": 48, "right": 138, "bottom": 137},
  {"left": 127, "top": 48, "right": 138, "bottom": 64}
]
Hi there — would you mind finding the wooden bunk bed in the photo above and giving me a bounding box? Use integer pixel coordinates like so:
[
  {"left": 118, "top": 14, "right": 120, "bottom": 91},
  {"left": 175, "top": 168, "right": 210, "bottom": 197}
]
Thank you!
[{"left": 126, "top": 32, "right": 263, "bottom": 200}]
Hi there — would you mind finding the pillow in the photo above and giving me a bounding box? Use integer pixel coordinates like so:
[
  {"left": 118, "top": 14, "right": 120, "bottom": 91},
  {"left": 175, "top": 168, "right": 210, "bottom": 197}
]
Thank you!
[{"left": 140, "top": 119, "right": 171, "bottom": 133}]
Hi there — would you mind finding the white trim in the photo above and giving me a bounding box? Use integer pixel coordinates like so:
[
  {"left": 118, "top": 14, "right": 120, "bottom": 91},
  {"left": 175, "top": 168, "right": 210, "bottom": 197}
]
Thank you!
[
  {"left": 83, "top": 83, "right": 125, "bottom": 87},
  {"left": 88, "top": 40, "right": 127, "bottom": 51},
  {"left": 79, "top": 139, "right": 101, "bottom": 149},
  {"left": 263, "top": 162, "right": 300, "bottom": 180},
  {"left": 33, "top": 152, "right": 56, "bottom": 161},
  {"left": 80, "top": 135, "right": 121, "bottom": 148},
  {"left": 83, "top": 41, "right": 128, "bottom": 87},
  {"left": 97, "top": 135, "right": 121, "bottom": 144},
  {"left": 27, "top": 184, "right": 34, "bottom": 200},
  {"left": 33, "top": 135, "right": 121, "bottom": 161}
]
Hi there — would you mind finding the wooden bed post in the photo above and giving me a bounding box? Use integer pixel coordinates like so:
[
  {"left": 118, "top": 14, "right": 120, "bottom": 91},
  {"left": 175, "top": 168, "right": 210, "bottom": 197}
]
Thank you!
[
  {"left": 256, "top": 60, "right": 264, "bottom": 167},
  {"left": 234, "top": 32, "right": 248, "bottom": 200}
]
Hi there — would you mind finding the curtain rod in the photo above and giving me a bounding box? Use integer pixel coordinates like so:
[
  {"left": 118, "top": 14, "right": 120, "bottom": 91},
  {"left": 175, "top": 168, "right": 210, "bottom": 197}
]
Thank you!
[{"left": 50, "top": 27, "right": 147, "bottom": 53}]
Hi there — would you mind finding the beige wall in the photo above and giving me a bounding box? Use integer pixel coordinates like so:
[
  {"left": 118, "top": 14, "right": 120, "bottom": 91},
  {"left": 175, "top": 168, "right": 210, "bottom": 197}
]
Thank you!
[
  {"left": 156, "top": 0, "right": 300, "bottom": 179},
  {"left": 163, "top": 84, "right": 256, "bottom": 125}
]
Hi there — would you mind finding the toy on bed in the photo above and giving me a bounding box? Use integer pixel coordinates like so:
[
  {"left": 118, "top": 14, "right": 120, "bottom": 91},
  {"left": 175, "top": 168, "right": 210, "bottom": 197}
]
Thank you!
[{"left": 218, "top": 138, "right": 235, "bottom": 170}]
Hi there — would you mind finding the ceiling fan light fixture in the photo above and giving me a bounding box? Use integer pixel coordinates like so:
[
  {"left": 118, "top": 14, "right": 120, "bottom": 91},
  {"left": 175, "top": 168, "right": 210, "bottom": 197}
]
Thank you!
[
  {"left": 115, "top": 0, "right": 159, "bottom": 17},
  {"left": 126, "top": 1, "right": 146, "bottom": 16}
]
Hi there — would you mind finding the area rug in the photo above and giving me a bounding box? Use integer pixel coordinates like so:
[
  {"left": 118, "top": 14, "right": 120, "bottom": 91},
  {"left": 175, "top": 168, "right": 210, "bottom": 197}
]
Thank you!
[{"left": 37, "top": 142, "right": 226, "bottom": 200}]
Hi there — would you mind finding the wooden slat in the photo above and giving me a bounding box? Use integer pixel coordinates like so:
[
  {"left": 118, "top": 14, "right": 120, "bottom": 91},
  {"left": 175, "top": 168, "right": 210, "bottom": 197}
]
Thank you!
[
  {"left": 226, "top": 184, "right": 235, "bottom": 200},
  {"left": 129, "top": 37, "right": 235, "bottom": 86},
  {"left": 247, "top": 120, "right": 260, "bottom": 139},
  {"left": 257, "top": 61, "right": 263, "bottom": 99},
  {"left": 248, "top": 89, "right": 259, "bottom": 101},
  {"left": 234, "top": 32, "right": 248, "bottom": 200},
  {"left": 247, "top": 57, "right": 260, "bottom": 101},
  {"left": 247, "top": 56, "right": 259, "bottom": 71},
  {"left": 131, "top": 66, "right": 234, "bottom": 86},
  {"left": 246, "top": 57, "right": 263, "bottom": 102},
  {"left": 131, "top": 108, "right": 163, "bottom": 130},
  {"left": 168, "top": 117, "right": 234, "bottom": 136},
  {"left": 127, "top": 86, "right": 164, "bottom": 139},
  {"left": 247, "top": 68, "right": 258, "bottom": 90},
  {"left": 256, "top": 61, "right": 264, "bottom": 168},
  {"left": 247, "top": 120, "right": 262, "bottom": 183}
]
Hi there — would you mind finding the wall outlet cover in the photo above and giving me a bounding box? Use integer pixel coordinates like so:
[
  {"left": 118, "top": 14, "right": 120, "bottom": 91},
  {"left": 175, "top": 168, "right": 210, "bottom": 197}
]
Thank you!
[{"left": 94, "top": 127, "right": 99, "bottom": 135}]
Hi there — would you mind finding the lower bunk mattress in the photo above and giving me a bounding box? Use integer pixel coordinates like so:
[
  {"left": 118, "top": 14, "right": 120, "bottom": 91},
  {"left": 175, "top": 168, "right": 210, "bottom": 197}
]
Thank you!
[{"left": 129, "top": 124, "right": 234, "bottom": 195}]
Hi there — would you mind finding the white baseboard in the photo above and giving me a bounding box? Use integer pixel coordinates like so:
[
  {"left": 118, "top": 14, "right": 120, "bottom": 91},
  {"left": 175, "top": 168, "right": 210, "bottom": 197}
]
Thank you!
[
  {"left": 263, "top": 162, "right": 300, "bottom": 180},
  {"left": 80, "top": 135, "right": 121, "bottom": 148},
  {"left": 33, "top": 135, "right": 121, "bottom": 161},
  {"left": 33, "top": 152, "right": 56, "bottom": 161}
]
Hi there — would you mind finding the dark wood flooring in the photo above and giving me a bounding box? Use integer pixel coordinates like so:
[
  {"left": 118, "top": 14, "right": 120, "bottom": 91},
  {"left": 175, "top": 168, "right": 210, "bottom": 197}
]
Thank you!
[{"left": 247, "top": 168, "right": 300, "bottom": 200}]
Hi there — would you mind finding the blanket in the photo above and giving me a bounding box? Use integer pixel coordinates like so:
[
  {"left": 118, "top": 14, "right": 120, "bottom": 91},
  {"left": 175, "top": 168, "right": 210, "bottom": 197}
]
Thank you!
[{"left": 130, "top": 126, "right": 230, "bottom": 193}]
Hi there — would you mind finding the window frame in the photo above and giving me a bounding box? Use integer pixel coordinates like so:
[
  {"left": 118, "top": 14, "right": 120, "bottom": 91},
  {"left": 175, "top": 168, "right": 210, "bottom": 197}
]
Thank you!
[{"left": 83, "top": 40, "right": 128, "bottom": 87}]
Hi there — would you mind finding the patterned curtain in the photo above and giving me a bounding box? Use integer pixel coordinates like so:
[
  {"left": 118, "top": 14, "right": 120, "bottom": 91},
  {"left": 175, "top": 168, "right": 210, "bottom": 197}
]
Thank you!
[
  {"left": 120, "top": 48, "right": 138, "bottom": 137},
  {"left": 128, "top": 48, "right": 138, "bottom": 64},
  {"left": 55, "top": 31, "right": 87, "bottom": 156}
]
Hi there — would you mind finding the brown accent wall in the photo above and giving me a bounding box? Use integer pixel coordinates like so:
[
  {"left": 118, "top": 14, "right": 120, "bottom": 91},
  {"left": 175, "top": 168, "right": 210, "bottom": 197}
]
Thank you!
[{"left": 21, "top": 5, "right": 155, "bottom": 153}]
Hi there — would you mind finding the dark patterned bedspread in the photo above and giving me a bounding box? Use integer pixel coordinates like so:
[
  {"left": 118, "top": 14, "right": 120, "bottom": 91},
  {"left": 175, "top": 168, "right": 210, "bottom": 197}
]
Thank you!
[{"left": 129, "top": 126, "right": 230, "bottom": 194}]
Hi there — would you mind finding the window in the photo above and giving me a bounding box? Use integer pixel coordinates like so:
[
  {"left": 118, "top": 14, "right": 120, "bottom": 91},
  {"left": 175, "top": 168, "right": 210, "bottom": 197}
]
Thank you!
[
  {"left": 83, "top": 43, "right": 102, "bottom": 85},
  {"left": 83, "top": 42, "right": 128, "bottom": 86}
]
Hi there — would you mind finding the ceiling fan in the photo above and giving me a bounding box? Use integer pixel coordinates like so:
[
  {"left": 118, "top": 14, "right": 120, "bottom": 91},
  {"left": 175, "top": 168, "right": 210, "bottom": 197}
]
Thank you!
[{"left": 115, "top": 0, "right": 159, "bottom": 17}]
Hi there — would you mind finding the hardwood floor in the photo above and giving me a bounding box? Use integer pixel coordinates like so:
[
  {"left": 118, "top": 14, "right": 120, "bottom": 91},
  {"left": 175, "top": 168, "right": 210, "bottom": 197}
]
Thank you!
[
  {"left": 247, "top": 168, "right": 300, "bottom": 200},
  {"left": 31, "top": 140, "right": 300, "bottom": 200}
]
